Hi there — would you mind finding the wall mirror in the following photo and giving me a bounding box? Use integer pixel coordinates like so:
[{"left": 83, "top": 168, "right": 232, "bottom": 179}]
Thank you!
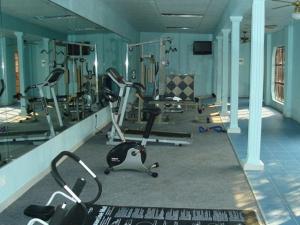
[{"left": 0, "top": 0, "right": 129, "bottom": 167}]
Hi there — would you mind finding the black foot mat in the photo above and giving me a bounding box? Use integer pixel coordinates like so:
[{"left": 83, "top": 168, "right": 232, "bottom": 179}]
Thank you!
[{"left": 86, "top": 205, "right": 259, "bottom": 225}]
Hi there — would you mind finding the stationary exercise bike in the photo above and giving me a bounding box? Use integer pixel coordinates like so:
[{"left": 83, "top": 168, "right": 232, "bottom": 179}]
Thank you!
[
  {"left": 103, "top": 88, "right": 160, "bottom": 177},
  {"left": 24, "top": 151, "right": 102, "bottom": 225}
]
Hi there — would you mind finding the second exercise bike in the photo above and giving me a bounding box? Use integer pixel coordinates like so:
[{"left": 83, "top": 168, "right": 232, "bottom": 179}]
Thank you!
[{"left": 103, "top": 88, "right": 160, "bottom": 177}]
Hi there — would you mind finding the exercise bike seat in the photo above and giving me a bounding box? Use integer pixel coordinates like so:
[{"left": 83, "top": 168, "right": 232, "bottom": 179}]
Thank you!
[
  {"left": 24, "top": 204, "right": 55, "bottom": 221},
  {"left": 142, "top": 107, "right": 161, "bottom": 116}
]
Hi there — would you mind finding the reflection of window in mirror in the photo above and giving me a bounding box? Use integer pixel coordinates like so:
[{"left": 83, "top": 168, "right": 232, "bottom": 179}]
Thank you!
[{"left": 14, "top": 52, "right": 20, "bottom": 94}]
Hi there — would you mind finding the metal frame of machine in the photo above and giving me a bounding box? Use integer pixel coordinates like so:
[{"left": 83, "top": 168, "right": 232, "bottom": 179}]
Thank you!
[
  {"left": 126, "top": 37, "right": 169, "bottom": 120},
  {"left": 0, "top": 68, "right": 65, "bottom": 143},
  {"left": 105, "top": 68, "right": 191, "bottom": 146}
]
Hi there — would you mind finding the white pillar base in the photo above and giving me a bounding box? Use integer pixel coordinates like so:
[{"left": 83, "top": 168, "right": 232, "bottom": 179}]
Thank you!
[
  {"left": 227, "top": 127, "right": 241, "bottom": 133},
  {"left": 20, "top": 98, "right": 27, "bottom": 116},
  {"left": 215, "top": 100, "right": 221, "bottom": 105},
  {"left": 242, "top": 160, "right": 264, "bottom": 171},
  {"left": 20, "top": 109, "right": 27, "bottom": 116},
  {"left": 221, "top": 111, "right": 229, "bottom": 117}
]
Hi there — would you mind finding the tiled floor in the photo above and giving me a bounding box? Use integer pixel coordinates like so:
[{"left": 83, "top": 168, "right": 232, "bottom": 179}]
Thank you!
[
  {"left": 227, "top": 100, "right": 300, "bottom": 225},
  {"left": 0, "top": 105, "right": 23, "bottom": 123},
  {"left": 0, "top": 104, "right": 73, "bottom": 166}
]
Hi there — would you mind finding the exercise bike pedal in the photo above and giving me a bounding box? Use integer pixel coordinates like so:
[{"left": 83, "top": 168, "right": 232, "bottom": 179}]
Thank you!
[
  {"left": 151, "top": 172, "right": 158, "bottom": 178},
  {"left": 152, "top": 162, "right": 159, "bottom": 168},
  {"left": 104, "top": 168, "right": 111, "bottom": 175}
]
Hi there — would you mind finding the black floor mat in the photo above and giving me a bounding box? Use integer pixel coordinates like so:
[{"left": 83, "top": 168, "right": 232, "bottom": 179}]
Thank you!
[{"left": 86, "top": 205, "right": 259, "bottom": 225}]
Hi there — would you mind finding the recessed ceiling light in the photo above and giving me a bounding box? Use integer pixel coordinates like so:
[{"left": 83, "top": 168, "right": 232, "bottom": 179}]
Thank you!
[
  {"left": 162, "top": 13, "right": 203, "bottom": 18},
  {"left": 265, "top": 24, "right": 278, "bottom": 31},
  {"left": 34, "top": 15, "right": 76, "bottom": 20},
  {"left": 265, "top": 25, "right": 277, "bottom": 29},
  {"left": 71, "top": 27, "right": 98, "bottom": 31},
  {"left": 166, "top": 27, "right": 191, "bottom": 30}
]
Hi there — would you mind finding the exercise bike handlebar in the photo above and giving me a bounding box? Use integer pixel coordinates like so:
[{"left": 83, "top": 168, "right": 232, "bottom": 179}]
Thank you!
[{"left": 51, "top": 151, "right": 102, "bottom": 206}]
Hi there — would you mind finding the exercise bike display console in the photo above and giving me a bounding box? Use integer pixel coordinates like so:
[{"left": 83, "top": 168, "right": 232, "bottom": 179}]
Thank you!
[{"left": 103, "top": 88, "right": 159, "bottom": 177}]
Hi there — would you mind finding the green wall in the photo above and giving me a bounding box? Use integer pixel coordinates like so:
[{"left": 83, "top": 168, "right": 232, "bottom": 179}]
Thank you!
[
  {"left": 290, "top": 22, "right": 300, "bottom": 121},
  {"left": 262, "top": 21, "right": 300, "bottom": 122},
  {"left": 239, "top": 42, "right": 250, "bottom": 98},
  {"left": 264, "top": 28, "right": 287, "bottom": 112}
]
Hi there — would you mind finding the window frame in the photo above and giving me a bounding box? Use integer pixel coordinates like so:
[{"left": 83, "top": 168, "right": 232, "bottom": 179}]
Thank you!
[{"left": 271, "top": 46, "right": 285, "bottom": 104}]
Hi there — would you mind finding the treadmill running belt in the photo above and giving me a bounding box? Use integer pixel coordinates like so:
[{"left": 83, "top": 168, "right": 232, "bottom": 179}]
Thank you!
[
  {"left": 124, "top": 129, "right": 192, "bottom": 138},
  {"left": 86, "top": 205, "right": 259, "bottom": 225}
]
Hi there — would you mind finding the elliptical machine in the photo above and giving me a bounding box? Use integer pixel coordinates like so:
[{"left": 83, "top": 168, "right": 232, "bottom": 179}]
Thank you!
[{"left": 103, "top": 87, "right": 160, "bottom": 177}]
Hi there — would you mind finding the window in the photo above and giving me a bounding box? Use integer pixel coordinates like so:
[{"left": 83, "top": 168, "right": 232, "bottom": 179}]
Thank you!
[{"left": 273, "top": 47, "right": 285, "bottom": 103}]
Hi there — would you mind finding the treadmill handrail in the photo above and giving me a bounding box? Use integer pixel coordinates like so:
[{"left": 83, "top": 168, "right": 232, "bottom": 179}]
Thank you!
[
  {"left": 106, "top": 67, "right": 126, "bottom": 86},
  {"left": 106, "top": 67, "right": 141, "bottom": 88},
  {"left": 25, "top": 68, "right": 65, "bottom": 92},
  {"left": 105, "top": 68, "right": 145, "bottom": 99}
]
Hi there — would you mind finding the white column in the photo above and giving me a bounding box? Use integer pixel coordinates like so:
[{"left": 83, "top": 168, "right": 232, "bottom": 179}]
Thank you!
[
  {"left": 284, "top": 24, "right": 294, "bottom": 117},
  {"left": 221, "top": 29, "right": 230, "bottom": 116},
  {"left": 228, "top": 16, "right": 243, "bottom": 133},
  {"left": 42, "top": 38, "right": 50, "bottom": 72},
  {"left": 213, "top": 40, "right": 218, "bottom": 96},
  {"left": 264, "top": 34, "right": 272, "bottom": 105},
  {"left": 0, "top": 37, "right": 9, "bottom": 105},
  {"left": 216, "top": 36, "right": 223, "bottom": 104},
  {"left": 42, "top": 38, "right": 51, "bottom": 98},
  {"left": 14, "top": 31, "right": 27, "bottom": 115},
  {"left": 243, "top": 0, "right": 265, "bottom": 171},
  {"left": 159, "top": 39, "right": 167, "bottom": 96}
]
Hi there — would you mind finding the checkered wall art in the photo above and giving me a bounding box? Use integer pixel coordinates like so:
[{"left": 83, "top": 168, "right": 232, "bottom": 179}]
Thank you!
[{"left": 166, "top": 75, "right": 194, "bottom": 101}]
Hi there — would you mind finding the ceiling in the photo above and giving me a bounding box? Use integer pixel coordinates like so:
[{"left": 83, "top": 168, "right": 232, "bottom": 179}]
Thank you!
[
  {"left": 101, "top": 0, "right": 298, "bottom": 34},
  {"left": 101, "top": 0, "right": 230, "bottom": 33},
  {"left": 0, "top": 0, "right": 107, "bottom": 37},
  {"left": 265, "top": 0, "right": 298, "bottom": 32},
  {"left": 0, "top": 0, "right": 298, "bottom": 40}
]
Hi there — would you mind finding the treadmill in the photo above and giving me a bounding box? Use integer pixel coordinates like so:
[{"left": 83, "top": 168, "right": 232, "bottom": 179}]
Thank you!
[
  {"left": 0, "top": 68, "right": 65, "bottom": 143},
  {"left": 105, "top": 67, "right": 191, "bottom": 146}
]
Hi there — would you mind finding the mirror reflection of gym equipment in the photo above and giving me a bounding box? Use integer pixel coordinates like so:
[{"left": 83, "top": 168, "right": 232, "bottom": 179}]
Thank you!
[
  {"left": 0, "top": 0, "right": 106, "bottom": 166},
  {"left": 3, "top": 1, "right": 296, "bottom": 225},
  {"left": 0, "top": 68, "right": 65, "bottom": 143}
]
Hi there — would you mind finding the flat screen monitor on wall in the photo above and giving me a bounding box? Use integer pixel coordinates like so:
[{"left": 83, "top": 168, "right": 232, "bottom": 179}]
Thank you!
[{"left": 193, "top": 41, "right": 212, "bottom": 55}]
